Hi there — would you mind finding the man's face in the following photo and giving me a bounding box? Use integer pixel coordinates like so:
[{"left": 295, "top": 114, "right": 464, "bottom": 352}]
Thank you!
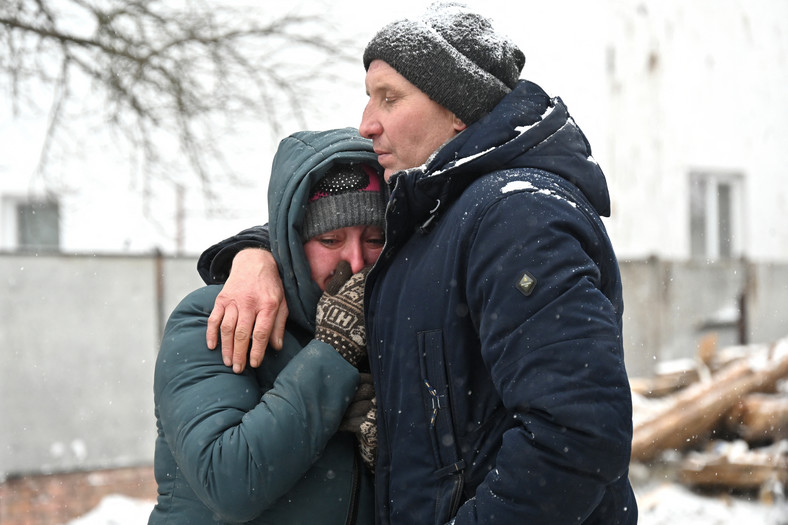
[{"left": 360, "top": 60, "right": 466, "bottom": 181}]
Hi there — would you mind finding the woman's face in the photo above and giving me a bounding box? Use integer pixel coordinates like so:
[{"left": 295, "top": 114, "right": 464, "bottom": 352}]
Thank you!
[{"left": 303, "top": 225, "right": 385, "bottom": 290}]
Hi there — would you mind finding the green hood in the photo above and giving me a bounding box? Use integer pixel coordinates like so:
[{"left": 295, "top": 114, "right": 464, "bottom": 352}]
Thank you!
[{"left": 268, "top": 128, "right": 381, "bottom": 332}]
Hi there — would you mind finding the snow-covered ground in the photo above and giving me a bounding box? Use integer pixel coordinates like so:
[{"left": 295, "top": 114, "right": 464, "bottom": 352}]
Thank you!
[
  {"left": 67, "top": 487, "right": 788, "bottom": 525},
  {"left": 636, "top": 483, "right": 787, "bottom": 524},
  {"left": 65, "top": 495, "right": 154, "bottom": 524}
]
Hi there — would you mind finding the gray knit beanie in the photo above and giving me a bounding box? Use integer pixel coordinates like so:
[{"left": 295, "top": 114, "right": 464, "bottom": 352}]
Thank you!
[
  {"left": 363, "top": 1, "right": 525, "bottom": 125},
  {"left": 300, "top": 163, "right": 387, "bottom": 241}
]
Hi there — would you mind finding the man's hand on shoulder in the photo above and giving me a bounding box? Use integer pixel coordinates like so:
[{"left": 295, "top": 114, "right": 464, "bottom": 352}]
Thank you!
[{"left": 206, "top": 248, "right": 288, "bottom": 373}]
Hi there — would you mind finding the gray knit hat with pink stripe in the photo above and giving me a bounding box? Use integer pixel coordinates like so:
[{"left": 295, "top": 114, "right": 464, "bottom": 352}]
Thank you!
[
  {"left": 300, "top": 163, "right": 387, "bottom": 241},
  {"left": 363, "top": 2, "right": 525, "bottom": 125}
]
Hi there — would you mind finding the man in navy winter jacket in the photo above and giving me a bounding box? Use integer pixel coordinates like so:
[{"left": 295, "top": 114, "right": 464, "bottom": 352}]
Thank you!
[{"left": 198, "top": 3, "right": 638, "bottom": 524}]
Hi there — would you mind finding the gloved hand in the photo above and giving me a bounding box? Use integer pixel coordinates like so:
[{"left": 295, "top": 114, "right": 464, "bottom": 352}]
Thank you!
[
  {"left": 341, "top": 373, "right": 376, "bottom": 429},
  {"left": 315, "top": 261, "right": 370, "bottom": 368},
  {"left": 356, "top": 396, "right": 377, "bottom": 473},
  {"left": 340, "top": 373, "right": 378, "bottom": 473}
]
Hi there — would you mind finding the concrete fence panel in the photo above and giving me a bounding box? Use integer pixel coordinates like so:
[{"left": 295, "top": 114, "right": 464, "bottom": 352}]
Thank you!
[{"left": 1, "top": 253, "right": 786, "bottom": 477}]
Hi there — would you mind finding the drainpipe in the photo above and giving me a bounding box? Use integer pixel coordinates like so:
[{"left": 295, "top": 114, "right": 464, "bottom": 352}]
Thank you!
[{"left": 155, "top": 248, "right": 165, "bottom": 347}]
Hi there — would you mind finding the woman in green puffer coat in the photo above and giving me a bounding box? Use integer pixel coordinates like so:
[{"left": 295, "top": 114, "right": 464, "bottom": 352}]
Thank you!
[{"left": 149, "top": 128, "right": 385, "bottom": 524}]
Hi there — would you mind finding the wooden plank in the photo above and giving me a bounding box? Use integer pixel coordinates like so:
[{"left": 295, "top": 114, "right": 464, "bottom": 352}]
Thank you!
[
  {"left": 630, "top": 369, "right": 699, "bottom": 398},
  {"left": 631, "top": 338, "right": 788, "bottom": 462},
  {"left": 679, "top": 441, "right": 788, "bottom": 490},
  {"left": 725, "top": 393, "right": 788, "bottom": 443}
]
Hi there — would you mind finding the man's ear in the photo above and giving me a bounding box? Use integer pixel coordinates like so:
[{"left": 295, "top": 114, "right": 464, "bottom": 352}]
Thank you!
[{"left": 453, "top": 114, "right": 467, "bottom": 132}]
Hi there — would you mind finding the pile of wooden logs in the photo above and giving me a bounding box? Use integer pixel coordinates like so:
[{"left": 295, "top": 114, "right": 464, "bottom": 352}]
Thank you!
[{"left": 630, "top": 335, "right": 788, "bottom": 495}]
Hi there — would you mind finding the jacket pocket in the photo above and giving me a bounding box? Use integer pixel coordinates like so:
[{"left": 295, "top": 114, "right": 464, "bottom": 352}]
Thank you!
[{"left": 417, "top": 330, "right": 466, "bottom": 523}]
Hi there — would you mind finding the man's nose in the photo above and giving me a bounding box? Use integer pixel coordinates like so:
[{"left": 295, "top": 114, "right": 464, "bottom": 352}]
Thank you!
[{"left": 359, "top": 103, "right": 379, "bottom": 139}]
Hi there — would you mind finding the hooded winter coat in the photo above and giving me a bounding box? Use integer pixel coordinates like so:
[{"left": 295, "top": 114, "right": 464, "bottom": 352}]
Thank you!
[
  {"left": 362, "top": 80, "right": 638, "bottom": 524},
  {"left": 150, "top": 128, "right": 379, "bottom": 524}
]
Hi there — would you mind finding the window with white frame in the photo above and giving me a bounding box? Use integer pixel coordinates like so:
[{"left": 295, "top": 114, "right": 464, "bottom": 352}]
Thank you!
[{"left": 689, "top": 171, "right": 743, "bottom": 260}]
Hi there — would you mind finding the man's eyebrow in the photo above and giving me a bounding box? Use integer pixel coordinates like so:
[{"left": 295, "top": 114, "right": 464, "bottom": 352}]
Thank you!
[{"left": 368, "top": 82, "right": 398, "bottom": 97}]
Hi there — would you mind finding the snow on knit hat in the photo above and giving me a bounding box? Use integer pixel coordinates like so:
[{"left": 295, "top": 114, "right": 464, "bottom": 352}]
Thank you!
[
  {"left": 300, "top": 163, "right": 387, "bottom": 241},
  {"left": 363, "top": 1, "right": 525, "bottom": 125}
]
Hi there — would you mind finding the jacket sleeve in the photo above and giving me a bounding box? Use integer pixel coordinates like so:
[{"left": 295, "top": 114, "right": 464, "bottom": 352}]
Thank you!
[
  {"left": 452, "top": 189, "right": 634, "bottom": 523},
  {"left": 154, "top": 285, "right": 359, "bottom": 522},
  {"left": 197, "top": 225, "right": 271, "bottom": 284}
]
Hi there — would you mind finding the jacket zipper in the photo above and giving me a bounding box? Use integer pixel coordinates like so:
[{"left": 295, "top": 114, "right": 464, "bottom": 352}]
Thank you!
[
  {"left": 345, "top": 448, "right": 361, "bottom": 525},
  {"left": 448, "top": 473, "right": 465, "bottom": 518}
]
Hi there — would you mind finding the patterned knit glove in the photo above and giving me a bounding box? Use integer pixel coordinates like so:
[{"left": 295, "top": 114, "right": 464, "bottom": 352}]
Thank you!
[
  {"left": 315, "top": 262, "right": 370, "bottom": 368},
  {"left": 357, "top": 396, "right": 377, "bottom": 473},
  {"left": 341, "top": 373, "right": 376, "bottom": 430},
  {"left": 340, "top": 375, "right": 378, "bottom": 474}
]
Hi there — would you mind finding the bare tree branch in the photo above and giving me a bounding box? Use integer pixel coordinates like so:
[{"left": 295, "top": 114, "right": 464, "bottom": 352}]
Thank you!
[{"left": 1, "top": 0, "right": 358, "bottom": 213}]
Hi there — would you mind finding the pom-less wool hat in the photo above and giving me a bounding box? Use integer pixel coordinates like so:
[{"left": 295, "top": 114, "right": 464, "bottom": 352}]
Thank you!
[
  {"left": 363, "top": 1, "right": 525, "bottom": 125},
  {"left": 300, "top": 163, "right": 387, "bottom": 241}
]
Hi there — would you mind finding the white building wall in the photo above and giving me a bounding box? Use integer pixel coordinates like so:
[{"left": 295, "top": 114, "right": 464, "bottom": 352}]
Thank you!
[
  {"left": 1, "top": 0, "right": 787, "bottom": 261},
  {"left": 603, "top": 0, "right": 788, "bottom": 261}
]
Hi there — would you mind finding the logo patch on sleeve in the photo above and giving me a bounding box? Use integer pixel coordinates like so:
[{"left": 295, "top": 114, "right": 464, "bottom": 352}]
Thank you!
[{"left": 516, "top": 271, "right": 537, "bottom": 296}]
